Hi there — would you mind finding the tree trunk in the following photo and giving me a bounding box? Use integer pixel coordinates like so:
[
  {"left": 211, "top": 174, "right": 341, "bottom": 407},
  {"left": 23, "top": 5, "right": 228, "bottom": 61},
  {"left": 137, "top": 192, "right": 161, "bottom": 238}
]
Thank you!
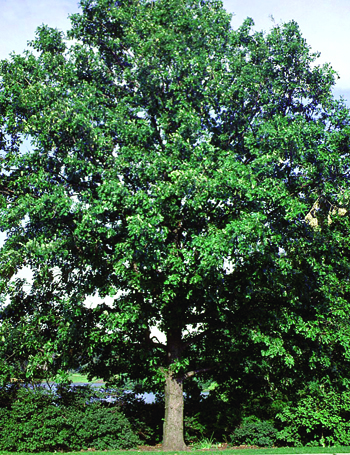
[
  {"left": 162, "top": 331, "right": 187, "bottom": 451},
  {"left": 163, "top": 370, "right": 186, "bottom": 451}
]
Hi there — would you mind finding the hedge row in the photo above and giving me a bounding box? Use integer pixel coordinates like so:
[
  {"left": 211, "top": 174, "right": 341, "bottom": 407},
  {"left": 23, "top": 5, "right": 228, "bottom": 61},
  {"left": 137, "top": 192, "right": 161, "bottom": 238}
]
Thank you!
[{"left": 0, "top": 385, "right": 140, "bottom": 452}]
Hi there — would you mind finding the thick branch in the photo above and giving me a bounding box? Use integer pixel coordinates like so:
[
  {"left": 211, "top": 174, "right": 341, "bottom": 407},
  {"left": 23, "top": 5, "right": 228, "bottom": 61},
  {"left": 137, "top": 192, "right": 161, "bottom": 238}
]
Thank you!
[{"left": 182, "top": 366, "right": 213, "bottom": 382}]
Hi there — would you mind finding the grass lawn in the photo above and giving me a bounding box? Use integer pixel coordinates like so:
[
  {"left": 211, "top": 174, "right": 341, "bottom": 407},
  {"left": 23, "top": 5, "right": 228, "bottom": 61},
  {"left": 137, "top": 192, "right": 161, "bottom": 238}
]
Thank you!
[
  {"left": 220, "top": 448, "right": 350, "bottom": 454},
  {"left": 68, "top": 372, "right": 105, "bottom": 383},
  {"left": 188, "top": 448, "right": 350, "bottom": 454},
  {"left": 2, "top": 448, "right": 350, "bottom": 455}
]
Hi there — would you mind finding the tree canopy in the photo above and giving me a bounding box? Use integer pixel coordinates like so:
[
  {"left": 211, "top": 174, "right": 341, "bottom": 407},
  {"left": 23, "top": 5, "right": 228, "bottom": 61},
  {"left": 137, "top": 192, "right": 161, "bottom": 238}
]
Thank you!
[{"left": 1, "top": 0, "right": 350, "bottom": 449}]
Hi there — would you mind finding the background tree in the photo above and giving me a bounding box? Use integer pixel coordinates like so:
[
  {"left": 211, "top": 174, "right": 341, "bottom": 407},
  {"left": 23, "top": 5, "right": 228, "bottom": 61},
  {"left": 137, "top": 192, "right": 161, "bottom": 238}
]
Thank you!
[{"left": 1, "top": 0, "right": 350, "bottom": 449}]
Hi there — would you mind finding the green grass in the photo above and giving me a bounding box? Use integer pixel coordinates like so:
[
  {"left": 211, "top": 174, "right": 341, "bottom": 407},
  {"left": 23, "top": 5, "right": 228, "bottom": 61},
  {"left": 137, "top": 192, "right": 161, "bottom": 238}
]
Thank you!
[
  {"left": 68, "top": 372, "right": 104, "bottom": 384},
  {"left": 1, "top": 448, "right": 350, "bottom": 455},
  {"left": 220, "top": 448, "right": 350, "bottom": 454}
]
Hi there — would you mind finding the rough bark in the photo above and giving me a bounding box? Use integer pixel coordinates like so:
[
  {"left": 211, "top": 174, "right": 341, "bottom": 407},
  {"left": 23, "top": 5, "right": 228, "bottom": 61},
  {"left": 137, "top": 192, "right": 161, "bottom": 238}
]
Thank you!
[
  {"left": 163, "top": 370, "right": 186, "bottom": 451},
  {"left": 162, "top": 331, "right": 187, "bottom": 451}
]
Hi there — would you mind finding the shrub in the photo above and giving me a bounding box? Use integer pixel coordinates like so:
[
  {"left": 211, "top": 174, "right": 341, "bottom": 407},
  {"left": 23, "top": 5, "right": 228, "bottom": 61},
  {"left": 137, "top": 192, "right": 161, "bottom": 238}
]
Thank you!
[
  {"left": 230, "top": 416, "right": 277, "bottom": 447},
  {"left": 67, "top": 403, "right": 141, "bottom": 450},
  {"left": 184, "top": 413, "right": 208, "bottom": 444},
  {"left": 183, "top": 384, "right": 242, "bottom": 444},
  {"left": 276, "top": 384, "right": 350, "bottom": 447},
  {"left": 0, "top": 386, "right": 140, "bottom": 452}
]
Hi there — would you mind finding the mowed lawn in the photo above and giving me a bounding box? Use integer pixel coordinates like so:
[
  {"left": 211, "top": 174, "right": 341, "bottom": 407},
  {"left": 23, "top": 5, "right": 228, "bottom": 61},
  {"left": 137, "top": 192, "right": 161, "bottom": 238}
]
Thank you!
[
  {"left": 1, "top": 448, "right": 350, "bottom": 455},
  {"left": 68, "top": 373, "right": 105, "bottom": 383}
]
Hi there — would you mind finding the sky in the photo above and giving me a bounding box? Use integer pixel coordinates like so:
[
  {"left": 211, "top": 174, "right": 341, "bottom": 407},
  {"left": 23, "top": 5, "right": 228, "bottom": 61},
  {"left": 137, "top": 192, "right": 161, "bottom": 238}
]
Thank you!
[{"left": 1, "top": 0, "right": 350, "bottom": 102}]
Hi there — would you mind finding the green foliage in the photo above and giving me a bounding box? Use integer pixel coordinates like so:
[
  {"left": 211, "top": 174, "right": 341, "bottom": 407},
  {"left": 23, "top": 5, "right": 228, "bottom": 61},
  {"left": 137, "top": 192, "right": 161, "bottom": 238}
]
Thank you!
[
  {"left": 184, "top": 387, "right": 241, "bottom": 444},
  {"left": 0, "top": 386, "right": 140, "bottom": 452},
  {"left": 184, "top": 413, "right": 208, "bottom": 444},
  {"left": 230, "top": 417, "right": 277, "bottom": 448},
  {"left": 192, "top": 433, "right": 217, "bottom": 450},
  {"left": 1, "top": 0, "right": 350, "bottom": 449},
  {"left": 118, "top": 390, "right": 164, "bottom": 445},
  {"left": 276, "top": 382, "right": 350, "bottom": 447}
]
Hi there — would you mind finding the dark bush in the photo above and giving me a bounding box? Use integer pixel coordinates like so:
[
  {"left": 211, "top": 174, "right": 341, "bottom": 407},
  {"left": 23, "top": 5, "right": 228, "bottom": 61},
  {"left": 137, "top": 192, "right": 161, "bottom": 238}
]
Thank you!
[
  {"left": 230, "top": 416, "right": 277, "bottom": 447},
  {"left": 120, "top": 391, "right": 164, "bottom": 445},
  {"left": 183, "top": 384, "right": 241, "bottom": 445},
  {"left": 0, "top": 386, "right": 140, "bottom": 452},
  {"left": 67, "top": 403, "right": 141, "bottom": 450}
]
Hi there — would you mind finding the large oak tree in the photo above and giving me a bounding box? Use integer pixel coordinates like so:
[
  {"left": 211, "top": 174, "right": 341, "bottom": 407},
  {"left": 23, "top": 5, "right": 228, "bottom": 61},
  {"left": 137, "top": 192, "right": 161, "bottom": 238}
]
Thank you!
[{"left": 1, "top": 0, "right": 350, "bottom": 449}]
